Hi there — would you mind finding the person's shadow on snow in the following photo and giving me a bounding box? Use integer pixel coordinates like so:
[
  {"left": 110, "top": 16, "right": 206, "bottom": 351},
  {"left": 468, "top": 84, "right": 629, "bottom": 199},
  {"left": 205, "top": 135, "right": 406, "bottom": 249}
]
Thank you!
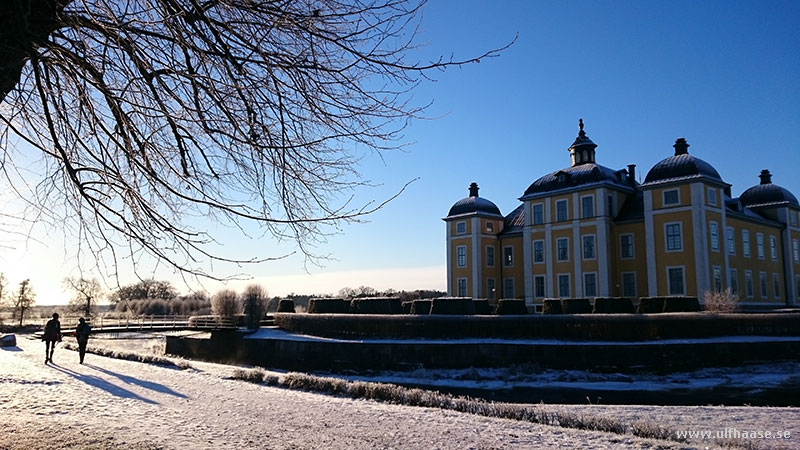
[
  {"left": 84, "top": 363, "right": 187, "bottom": 399},
  {"left": 48, "top": 363, "right": 158, "bottom": 405}
]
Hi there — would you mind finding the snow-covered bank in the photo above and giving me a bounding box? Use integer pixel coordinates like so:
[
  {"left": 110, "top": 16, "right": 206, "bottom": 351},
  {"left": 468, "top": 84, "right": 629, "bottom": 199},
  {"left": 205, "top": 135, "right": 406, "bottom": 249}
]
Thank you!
[{"left": 2, "top": 334, "right": 798, "bottom": 449}]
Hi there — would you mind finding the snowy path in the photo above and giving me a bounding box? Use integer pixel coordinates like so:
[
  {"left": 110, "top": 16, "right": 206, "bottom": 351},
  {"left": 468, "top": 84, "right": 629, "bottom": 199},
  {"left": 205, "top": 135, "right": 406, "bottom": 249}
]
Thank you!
[{"left": 0, "top": 335, "right": 795, "bottom": 450}]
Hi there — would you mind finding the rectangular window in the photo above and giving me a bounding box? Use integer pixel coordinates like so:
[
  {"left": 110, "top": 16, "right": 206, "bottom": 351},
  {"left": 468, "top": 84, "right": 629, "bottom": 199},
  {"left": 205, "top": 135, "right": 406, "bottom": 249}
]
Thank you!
[
  {"left": 757, "top": 233, "right": 765, "bottom": 259},
  {"left": 456, "top": 246, "right": 467, "bottom": 267},
  {"left": 532, "top": 203, "right": 544, "bottom": 225},
  {"left": 745, "top": 270, "right": 754, "bottom": 298},
  {"left": 713, "top": 266, "right": 722, "bottom": 292},
  {"left": 708, "top": 187, "right": 717, "bottom": 206},
  {"left": 710, "top": 222, "right": 719, "bottom": 252},
  {"left": 486, "top": 246, "right": 495, "bottom": 267},
  {"left": 742, "top": 230, "right": 751, "bottom": 258},
  {"left": 770, "top": 236, "right": 778, "bottom": 261},
  {"left": 486, "top": 222, "right": 494, "bottom": 233},
  {"left": 556, "top": 199, "right": 568, "bottom": 222},
  {"left": 456, "top": 221, "right": 466, "bottom": 234},
  {"left": 759, "top": 272, "right": 768, "bottom": 298},
  {"left": 727, "top": 227, "right": 735, "bottom": 255},
  {"left": 668, "top": 267, "right": 685, "bottom": 295},
  {"left": 666, "top": 223, "right": 682, "bottom": 251},
  {"left": 794, "top": 239, "right": 799, "bottom": 263},
  {"left": 503, "top": 246, "right": 513, "bottom": 267},
  {"left": 622, "top": 273, "right": 637, "bottom": 298},
  {"left": 792, "top": 211, "right": 798, "bottom": 227},
  {"left": 620, "top": 234, "right": 634, "bottom": 259},
  {"left": 773, "top": 273, "right": 781, "bottom": 299},
  {"left": 583, "top": 235, "right": 596, "bottom": 260},
  {"left": 534, "top": 275, "right": 545, "bottom": 298},
  {"left": 487, "top": 278, "right": 496, "bottom": 300},
  {"left": 558, "top": 274, "right": 570, "bottom": 298},
  {"left": 729, "top": 269, "right": 738, "bottom": 295},
  {"left": 503, "top": 278, "right": 514, "bottom": 299},
  {"left": 581, "top": 195, "right": 594, "bottom": 219},
  {"left": 557, "top": 238, "right": 569, "bottom": 262},
  {"left": 584, "top": 273, "right": 597, "bottom": 297},
  {"left": 663, "top": 189, "right": 679, "bottom": 206},
  {"left": 533, "top": 240, "right": 545, "bottom": 263},
  {"left": 457, "top": 278, "right": 467, "bottom": 297}
]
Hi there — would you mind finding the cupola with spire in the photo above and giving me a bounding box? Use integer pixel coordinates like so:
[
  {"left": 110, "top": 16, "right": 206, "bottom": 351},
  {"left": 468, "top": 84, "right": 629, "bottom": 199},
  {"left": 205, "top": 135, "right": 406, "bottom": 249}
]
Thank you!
[
  {"left": 739, "top": 169, "right": 799, "bottom": 209},
  {"left": 568, "top": 118, "right": 597, "bottom": 167},
  {"left": 446, "top": 182, "right": 503, "bottom": 218}
]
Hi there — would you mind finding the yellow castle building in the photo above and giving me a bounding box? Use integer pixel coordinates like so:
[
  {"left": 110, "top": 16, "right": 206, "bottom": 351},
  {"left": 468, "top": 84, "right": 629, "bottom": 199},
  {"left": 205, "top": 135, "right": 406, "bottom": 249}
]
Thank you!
[{"left": 444, "top": 120, "right": 800, "bottom": 311}]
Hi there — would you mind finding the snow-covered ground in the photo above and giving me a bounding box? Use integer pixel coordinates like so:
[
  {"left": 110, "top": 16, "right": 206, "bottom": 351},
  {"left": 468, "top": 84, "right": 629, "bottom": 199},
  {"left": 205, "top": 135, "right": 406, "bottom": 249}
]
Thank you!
[{"left": 1, "top": 333, "right": 798, "bottom": 449}]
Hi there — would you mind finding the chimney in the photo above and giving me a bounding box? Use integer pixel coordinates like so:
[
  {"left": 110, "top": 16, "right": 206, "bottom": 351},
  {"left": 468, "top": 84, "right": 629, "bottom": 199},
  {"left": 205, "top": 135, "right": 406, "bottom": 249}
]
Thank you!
[
  {"left": 627, "top": 164, "right": 636, "bottom": 184},
  {"left": 759, "top": 169, "right": 772, "bottom": 185},
  {"left": 468, "top": 182, "right": 479, "bottom": 197},
  {"left": 673, "top": 138, "right": 689, "bottom": 155}
]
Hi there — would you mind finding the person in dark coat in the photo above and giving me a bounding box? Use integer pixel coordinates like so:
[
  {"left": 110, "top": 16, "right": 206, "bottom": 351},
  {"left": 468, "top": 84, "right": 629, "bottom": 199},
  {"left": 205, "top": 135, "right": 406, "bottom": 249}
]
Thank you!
[
  {"left": 75, "top": 317, "right": 92, "bottom": 364},
  {"left": 42, "top": 313, "right": 61, "bottom": 364}
]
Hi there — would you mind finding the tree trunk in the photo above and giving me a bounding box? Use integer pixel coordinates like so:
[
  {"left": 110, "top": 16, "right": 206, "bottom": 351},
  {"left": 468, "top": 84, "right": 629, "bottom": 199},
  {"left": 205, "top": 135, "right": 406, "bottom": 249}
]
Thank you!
[{"left": 0, "top": 0, "right": 72, "bottom": 103}]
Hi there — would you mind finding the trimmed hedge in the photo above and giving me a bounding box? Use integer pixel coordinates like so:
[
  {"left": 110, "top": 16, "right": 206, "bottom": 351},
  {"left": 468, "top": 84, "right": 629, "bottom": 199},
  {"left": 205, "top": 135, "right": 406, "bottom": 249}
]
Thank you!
[
  {"left": 496, "top": 299, "right": 528, "bottom": 315},
  {"left": 277, "top": 299, "right": 296, "bottom": 313},
  {"left": 663, "top": 296, "right": 701, "bottom": 313},
  {"left": 473, "top": 300, "right": 492, "bottom": 315},
  {"left": 561, "top": 298, "right": 592, "bottom": 314},
  {"left": 636, "top": 297, "right": 665, "bottom": 314},
  {"left": 349, "top": 297, "right": 403, "bottom": 314},
  {"left": 401, "top": 301, "right": 413, "bottom": 315},
  {"left": 308, "top": 298, "right": 351, "bottom": 314},
  {"left": 410, "top": 300, "right": 432, "bottom": 315},
  {"left": 593, "top": 297, "right": 635, "bottom": 314},
  {"left": 542, "top": 298, "right": 564, "bottom": 315},
  {"left": 430, "top": 297, "right": 476, "bottom": 315}
]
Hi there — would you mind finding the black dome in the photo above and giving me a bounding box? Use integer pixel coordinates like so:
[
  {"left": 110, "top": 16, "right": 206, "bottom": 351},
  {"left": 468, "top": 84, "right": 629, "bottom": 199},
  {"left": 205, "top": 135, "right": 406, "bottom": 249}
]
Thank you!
[
  {"left": 447, "top": 183, "right": 502, "bottom": 218},
  {"left": 644, "top": 138, "right": 722, "bottom": 184},
  {"left": 739, "top": 170, "right": 799, "bottom": 208},
  {"left": 523, "top": 163, "right": 632, "bottom": 197}
]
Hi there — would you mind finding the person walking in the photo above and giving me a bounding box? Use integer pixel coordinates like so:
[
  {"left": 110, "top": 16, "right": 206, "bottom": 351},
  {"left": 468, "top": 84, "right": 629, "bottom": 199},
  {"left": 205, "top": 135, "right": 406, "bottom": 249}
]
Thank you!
[
  {"left": 75, "top": 317, "right": 92, "bottom": 364},
  {"left": 42, "top": 313, "right": 61, "bottom": 364}
]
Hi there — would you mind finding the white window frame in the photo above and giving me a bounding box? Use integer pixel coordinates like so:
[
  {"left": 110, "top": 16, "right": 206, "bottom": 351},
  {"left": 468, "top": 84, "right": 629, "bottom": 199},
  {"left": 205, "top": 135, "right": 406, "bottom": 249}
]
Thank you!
[
  {"left": 708, "top": 187, "right": 717, "bottom": 206},
  {"left": 759, "top": 271, "right": 768, "bottom": 299},
  {"left": 486, "top": 246, "right": 495, "bottom": 268},
  {"left": 581, "top": 194, "right": 595, "bottom": 219},
  {"left": 532, "top": 203, "right": 545, "bottom": 225},
  {"left": 583, "top": 272, "right": 598, "bottom": 298},
  {"left": 503, "top": 246, "right": 514, "bottom": 268},
  {"left": 456, "top": 245, "right": 467, "bottom": 268},
  {"left": 582, "top": 234, "right": 596, "bottom": 260},
  {"left": 727, "top": 227, "right": 735, "bottom": 255},
  {"left": 620, "top": 233, "right": 635, "bottom": 259},
  {"left": 757, "top": 233, "right": 765, "bottom": 260},
  {"left": 503, "top": 278, "right": 515, "bottom": 299},
  {"left": 456, "top": 221, "right": 466, "bottom": 234},
  {"left": 745, "top": 270, "right": 754, "bottom": 298},
  {"left": 667, "top": 266, "right": 686, "bottom": 296},
  {"left": 770, "top": 236, "right": 778, "bottom": 261},
  {"left": 794, "top": 239, "right": 800, "bottom": 263},
  {"left": 729, "top": 269, "right": 738, "bottom": 295},
  {"left": 556, "top": 199, "right": 568, "bottom": 222},
  {"left": 665, "top": 222, "right": 683, "bottom": 252},
  {"left": 742, "top": 230, "right": 751, "bottom": 258},
  {"left": 710, "top": 221, "right": 719, "bottom": 252},
  {"left": 533, "top": 240, "right": 545, "bottom": 264},
  {"left": 712, "top": 265, "right": 722, "bottom": 292},
  {"left": 557, "top": 237, "right": 570, "bottom": 262},
  {"left": 557, "top": 273, "right": 571, "bottom": 298},
  {"left": 663, "top": 188, "right": 680, "bottom": 206},
  {"left": 621, "top": 272, "right": 637, "bottom": 298},
  {"left": 486, "top": 221, "right": 494, "bottom": 233},
  {"left": 457, "top": 278, "right": 467, "bottom": 297},
  {"left": 773, "top": 273, "right": 781, "bottom": 299},
  {"left": 533, "top": 275, "right": 546, "bottom": 298}
]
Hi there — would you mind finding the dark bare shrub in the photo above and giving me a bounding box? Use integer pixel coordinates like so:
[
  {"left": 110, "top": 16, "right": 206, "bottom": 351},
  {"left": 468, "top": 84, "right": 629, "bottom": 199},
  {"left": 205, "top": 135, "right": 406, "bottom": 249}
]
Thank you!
[
  {"left": 592, "top": 297, "right": 635, "bottom": 314},
  {"left": 542, "top": 298, "right": 563, "bottom": 315},
  {"left": 212, "top": 290, "right": 241, "bottom": 324},
  {"left": 496, "top": 299, "right": 528, "bottom": 315},
  {"left": 242, "top": 285, "right": 269, "bottom": 329},
  {"left": 703, "top": 289, "right": 740, "bottom": 313}
]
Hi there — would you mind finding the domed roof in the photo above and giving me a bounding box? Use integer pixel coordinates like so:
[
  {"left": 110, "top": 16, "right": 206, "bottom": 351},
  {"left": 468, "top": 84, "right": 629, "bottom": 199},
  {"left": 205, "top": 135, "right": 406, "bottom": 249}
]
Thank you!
[
  {"left": 643, "top": 138, "right": 722, "bottom": 184},
  {"left": 447, "top": 183, "right": 502, "bottom": 218},
  {"left": 523, "top": 163, "right": 633, "bottom": 197},
  {"left": 739, "top": 170, "right": 799, "bottom": 208}
]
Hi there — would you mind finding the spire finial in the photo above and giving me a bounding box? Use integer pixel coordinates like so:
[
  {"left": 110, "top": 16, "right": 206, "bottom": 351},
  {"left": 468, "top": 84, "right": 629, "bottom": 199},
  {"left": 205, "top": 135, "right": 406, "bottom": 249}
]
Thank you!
[
  {"left": 673, "top": 138, "right": 689, "bottom": 155},
  {"left": 468, "top": 182, "right": 479, "bottom": 197},
  {"left": 578, "top": 118, "right": 585, "bottom": 136},
  {"left": 759, "top": 169, "right": 772, "bottom": 185}
]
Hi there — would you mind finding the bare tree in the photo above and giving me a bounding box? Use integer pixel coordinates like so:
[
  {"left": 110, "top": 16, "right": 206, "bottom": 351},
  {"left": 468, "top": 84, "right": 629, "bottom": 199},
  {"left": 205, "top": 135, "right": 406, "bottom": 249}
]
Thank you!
[
  {"left": 241, "top": 284, "right": 268, "bottom": 329},
  {"left": 211, "top": 289, "right": 241, "bottom": 323},
  {"left": 12, "top": 279, "right": 36, "bottom": 327},
  {"left": 64, "top": 276, "right": 103, "bottom": 318},
  {"left": 0, "top": 273, "right": 8, "bottom": 326},
  {"left": 0, "top": 1, "right": 509, "bottom": 281}
]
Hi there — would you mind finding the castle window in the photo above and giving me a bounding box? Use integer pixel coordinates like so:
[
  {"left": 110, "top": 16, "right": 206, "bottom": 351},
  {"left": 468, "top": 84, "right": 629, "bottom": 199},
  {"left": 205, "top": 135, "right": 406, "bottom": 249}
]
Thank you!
[
  {"left": 532, "top": 203, "right": 544, "bottom": 225},
  {"left": 534, "top": 276, "right": 545, "bottom": 298},
  {"left": 729, "top": 269, "right": 738, "bottom": 295},
  {"left": 583, "top": 235, "right": 595, "bottom": 260},
  {"left": 456, "top": 221, "right": 466, "bottom": 234},
  {"left": 793, "top": 239, "right": 799, "bottom": 263},
  {"left": 556, "top": 199, "right": 568, "bottom": 222},
  {"left": 486, "top": 246, "right": 495, "bottom": 267},
  {"left": 710, "top": 222, "right": 719, "bottom": 252},
  {"left": 663, "top": 189, "right": 679, "bottom": 206},
  {"left": 622, "top": 273, "right": 636, "bottom": 297},
  {"left": 486, "top": 222, "right": 494, "bottom": 233},
  {"left": 620, "top": 234, "right": 634, "bottom": 259},
  {"left": 742, "top": 230, "right": 751, "bottom": 258},
  {"left": 756, "top": 233, "right": 765, "bottom": 259},
  {"left": 708, "top": 187, "right": 717, "bottom": 206},
  {"left": 773, "top": 273, "right": 781, "bottom": 299},
  {"left": 770, "top": 236, "right": 778, "bottom": 260},
  {"left": 533, "top": 240, "right": 545, "bottom": 263},
  {"left": 456, "top": 246, "right": 467, "bottom": 267},
  {"left": 503, "top": 246, "right": 514, "bottom": 267},
  {"left": 557, "top": 238, "right": 569, "bottom": 262},
  {"left": 503, "top": 278, "right": 515, "bottom": 299},
  {"left": 584, "top": 273, "right": 597, "bottom": 297},
  {"left": 713, "top": 266, "right": 722, "bottom": 292},
  {"left": 558, "top": 274, "right": 570, "bottom": 298},
  {"left": 667, "top": 267, "right": 685, "bottom": 295},
  {"left": 665, "top": 222, "right": 682, "bottom": 251},
  {"left": 745, "top": 270, "right": 754, "bottom": 298},
  {"left": 581, "top": 195, "right": 594, "bottom": 218},
  {"left": 457, "top": 278, "right": 467, "bottom": 297},
  {"left": 487, "top": 278, "right": 496, "bottom": 300},
  {"left": 759, "top": 272, "right": 768, "bottom": 298},
  {"left": 727, "top": 227, "right": 735, "bottom": 255}
]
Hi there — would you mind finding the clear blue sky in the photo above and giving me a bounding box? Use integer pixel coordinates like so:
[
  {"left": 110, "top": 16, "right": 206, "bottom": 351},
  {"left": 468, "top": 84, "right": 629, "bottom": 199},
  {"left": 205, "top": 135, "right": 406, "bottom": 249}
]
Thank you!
[{"left": 3, "top": 1, "right": 799, "bottom": 303}]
